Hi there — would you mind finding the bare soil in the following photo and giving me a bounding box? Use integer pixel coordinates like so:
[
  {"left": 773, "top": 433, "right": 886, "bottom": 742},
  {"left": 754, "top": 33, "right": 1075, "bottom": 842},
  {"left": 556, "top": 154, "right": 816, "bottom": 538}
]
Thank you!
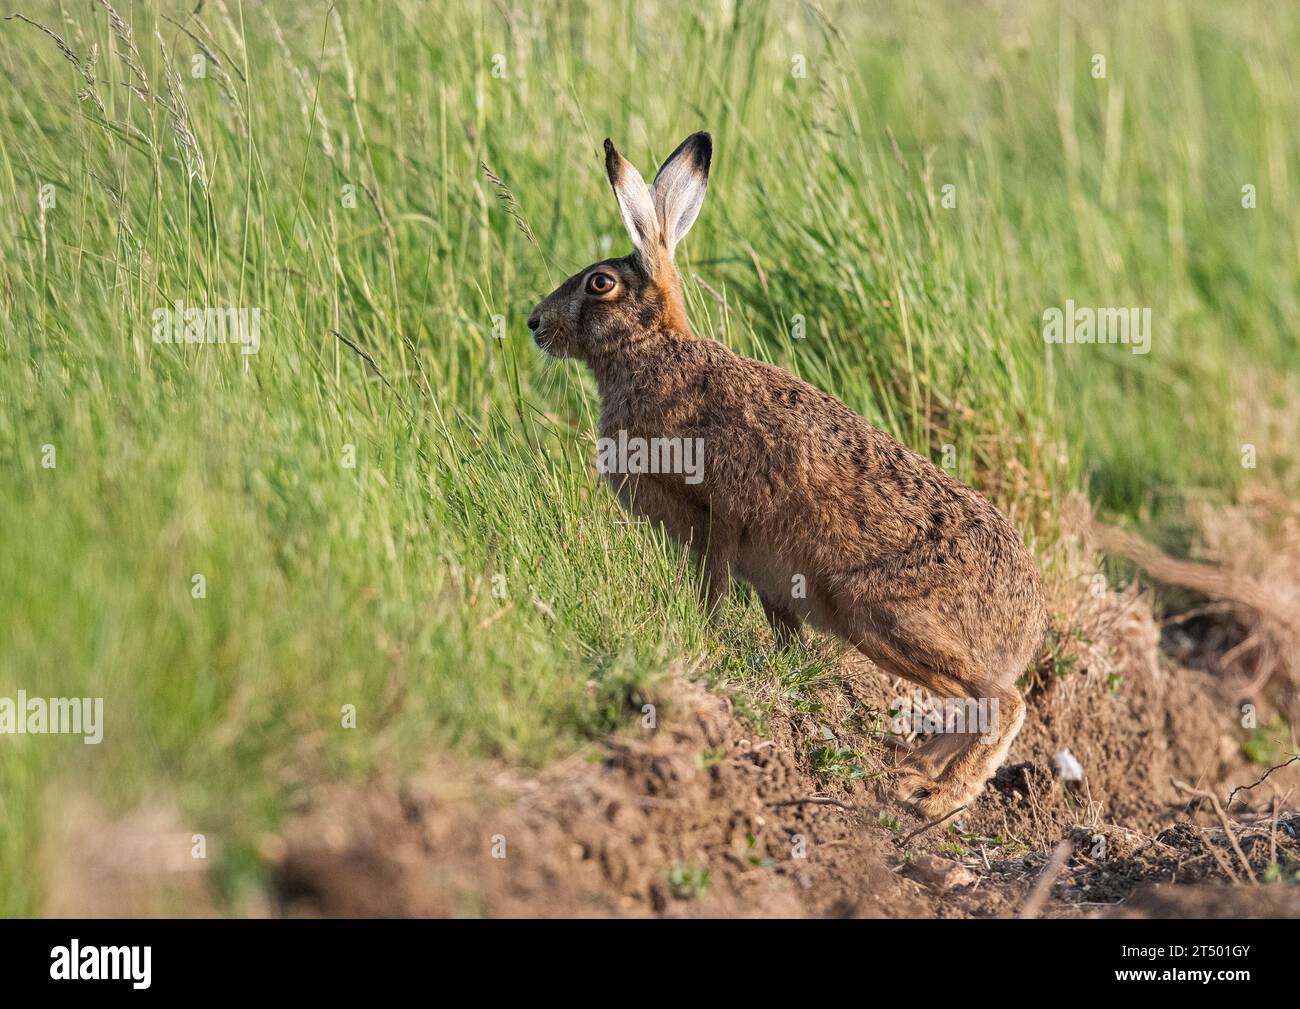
[{"left": 264, "top": 578, "right": 1299, "bottom": 918}]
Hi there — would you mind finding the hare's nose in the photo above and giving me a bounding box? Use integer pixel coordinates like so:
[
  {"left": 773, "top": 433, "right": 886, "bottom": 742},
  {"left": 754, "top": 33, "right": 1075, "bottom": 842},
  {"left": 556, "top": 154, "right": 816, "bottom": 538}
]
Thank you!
[{"left": 527, "top": 312, "right": 541, "bottom": 332}]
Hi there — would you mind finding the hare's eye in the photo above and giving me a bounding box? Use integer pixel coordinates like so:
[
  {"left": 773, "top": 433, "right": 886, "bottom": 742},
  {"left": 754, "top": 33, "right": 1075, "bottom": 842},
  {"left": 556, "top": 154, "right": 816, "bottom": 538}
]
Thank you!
[{"left": 586, "top": 272, "right": 617, "bottom": 296}]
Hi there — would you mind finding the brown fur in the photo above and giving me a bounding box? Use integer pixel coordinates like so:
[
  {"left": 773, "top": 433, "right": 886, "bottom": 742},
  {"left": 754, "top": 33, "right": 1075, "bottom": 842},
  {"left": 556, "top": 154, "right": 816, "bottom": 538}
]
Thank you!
[{"left": 528, "top": 133, "right": 1047, "bottom": 816}]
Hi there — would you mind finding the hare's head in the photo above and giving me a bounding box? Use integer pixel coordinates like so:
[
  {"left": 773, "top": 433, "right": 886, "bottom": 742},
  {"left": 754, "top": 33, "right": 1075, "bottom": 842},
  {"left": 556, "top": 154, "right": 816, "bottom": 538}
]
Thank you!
[{"left": 529, "top": 132, "right": 711, "bottom": 360}]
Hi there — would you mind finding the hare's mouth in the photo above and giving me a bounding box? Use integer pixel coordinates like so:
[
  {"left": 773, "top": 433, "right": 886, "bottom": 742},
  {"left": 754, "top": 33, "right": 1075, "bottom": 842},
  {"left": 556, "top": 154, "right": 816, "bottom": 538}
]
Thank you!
[{"left": 533, "top": 325, "right": 567, "bottom": 356}]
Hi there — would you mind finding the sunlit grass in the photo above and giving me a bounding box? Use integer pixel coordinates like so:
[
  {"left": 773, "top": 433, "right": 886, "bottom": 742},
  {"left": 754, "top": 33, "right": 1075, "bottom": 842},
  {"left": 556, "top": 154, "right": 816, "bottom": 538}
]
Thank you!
[{"left": 0, "top": 0, "right": 1295, "bottom": 914}]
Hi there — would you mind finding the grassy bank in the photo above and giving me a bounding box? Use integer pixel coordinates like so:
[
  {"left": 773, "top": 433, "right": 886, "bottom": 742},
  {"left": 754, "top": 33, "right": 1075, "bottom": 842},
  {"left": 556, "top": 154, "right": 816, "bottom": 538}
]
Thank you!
[{"left": 0, "top": 0, "right": 1296, "bottom": 914}]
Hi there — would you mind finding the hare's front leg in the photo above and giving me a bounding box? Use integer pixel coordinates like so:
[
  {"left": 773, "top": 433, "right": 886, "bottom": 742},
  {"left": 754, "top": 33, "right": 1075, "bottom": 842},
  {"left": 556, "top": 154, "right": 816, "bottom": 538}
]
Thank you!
[
  {"left": 608, "top": 474, "right": 734, "bottom": 621},
  {"left": 697, "top": 537, "right": 736, "bottom": 623},
  {"left": 757, "top": 591, "right": 804, "bottom": 647}
]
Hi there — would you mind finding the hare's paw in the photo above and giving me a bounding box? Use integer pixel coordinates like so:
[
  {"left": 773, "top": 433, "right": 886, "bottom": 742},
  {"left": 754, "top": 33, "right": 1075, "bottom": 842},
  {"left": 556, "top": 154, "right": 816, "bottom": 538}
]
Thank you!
[
  {"left": 911, "top": 776, "right": 986, "bottom": 819},
  {"left": 890, "top": 768, "right": 939, "bottom": 809},
  {"left": 913, "top": 787, "right": 965, "bottom": 820}
]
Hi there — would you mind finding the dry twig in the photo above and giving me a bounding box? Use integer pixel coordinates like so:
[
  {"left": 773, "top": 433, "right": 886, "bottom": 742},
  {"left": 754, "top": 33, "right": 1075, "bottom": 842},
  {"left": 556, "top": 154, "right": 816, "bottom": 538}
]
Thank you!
[
  {"left": 1172, "top": 779, "right": 1258, "bottom": 885},
  {"left": 1018, "top": 840, "right": 1072, "bottom": 919},
  {"left": 897, "top": 804, "right": 966, "bottom": 847}
]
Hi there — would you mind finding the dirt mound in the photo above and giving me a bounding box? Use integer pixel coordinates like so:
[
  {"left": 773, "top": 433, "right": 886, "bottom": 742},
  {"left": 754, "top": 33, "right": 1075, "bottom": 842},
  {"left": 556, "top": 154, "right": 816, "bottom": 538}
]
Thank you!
[
  {"left": 970, "top": 583, "right": 1248, "bottom": 842},
  {"left": 39, "top": 797, "right": 222, "bottom": 918},
  {"left": 265, "top": 576, "right": 1298, "bottom": 918},
  {"left": 1105, "top": 883, "right": 1300, "bottom": 918},
  {"left": 270, "top": 682, "right": 915, "bottom": 918}
]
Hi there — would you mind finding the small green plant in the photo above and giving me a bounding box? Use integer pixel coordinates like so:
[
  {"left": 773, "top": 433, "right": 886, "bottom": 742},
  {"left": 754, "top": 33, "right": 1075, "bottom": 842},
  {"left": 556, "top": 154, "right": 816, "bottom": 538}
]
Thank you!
[
  {"left": 666, "top": 865, "right": 711, "bottom": 900},
  {"left": 809, "top": 745, "right": 867, "bottom": 780},
  {"left": 744, "top": 836, "right": 778, "bottom": 868},
  {"left": 958, "top": 831, "right": 1002, "bottom": 847},
  {"left": 1241, "top": 716, "right": 1293, "bottom": 766},
  {"left": 696, "top": 749, "right": 724, "bottom": 770},
  {"left": 1043, "top": 625, "right": 1088, "bottom": 679}
]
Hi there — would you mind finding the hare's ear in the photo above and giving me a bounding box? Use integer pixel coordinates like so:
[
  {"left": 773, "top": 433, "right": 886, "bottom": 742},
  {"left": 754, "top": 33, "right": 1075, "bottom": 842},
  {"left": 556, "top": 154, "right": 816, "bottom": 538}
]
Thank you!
[
  {"left": 651, "top": 132, "right": 712, "bottom": 258},
  {"left": 604, "top": 138, "right": 661, "bottom": 272}
]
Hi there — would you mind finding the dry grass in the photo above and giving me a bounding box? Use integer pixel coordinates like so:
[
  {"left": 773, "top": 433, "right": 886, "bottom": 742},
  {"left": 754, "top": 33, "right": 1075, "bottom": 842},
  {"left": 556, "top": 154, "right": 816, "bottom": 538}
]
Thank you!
[{"left": 1095, "top": 491, "right": 1300, "bottom": 698}]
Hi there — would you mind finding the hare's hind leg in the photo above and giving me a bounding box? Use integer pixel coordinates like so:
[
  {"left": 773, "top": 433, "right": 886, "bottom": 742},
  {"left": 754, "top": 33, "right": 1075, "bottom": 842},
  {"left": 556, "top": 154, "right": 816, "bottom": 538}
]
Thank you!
[
  {"left": 892, "top": 729, "right": 970, "bottom": 778},
  {"left": 848, "top": 622, "right": 1022, "bottom": 818},
  {"left": 889, "top": 682, "right": 1024, "bottom": 818},
  {"left": 851, "top": 640, "right": 974, "bottom": 812},
  {"left": 926, "top": 684, "right": 1025, "bottom": 813}
]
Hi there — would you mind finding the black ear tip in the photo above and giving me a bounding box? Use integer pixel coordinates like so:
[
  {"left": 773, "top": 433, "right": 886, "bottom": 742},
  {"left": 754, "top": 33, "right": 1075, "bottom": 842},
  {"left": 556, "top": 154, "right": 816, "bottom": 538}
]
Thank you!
[
  {"left": 603, "top": 138, "right": 621, "bottom": 181},
  {"left": 691, "top": 131, "right": 713, "bottom": 171}
]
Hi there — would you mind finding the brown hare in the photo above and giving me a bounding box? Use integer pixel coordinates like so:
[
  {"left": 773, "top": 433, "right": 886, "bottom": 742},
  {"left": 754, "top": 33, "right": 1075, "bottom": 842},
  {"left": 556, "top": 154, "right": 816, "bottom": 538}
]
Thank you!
[{"left": 528, "top": 132, "right": 1047, "bottom": 817}]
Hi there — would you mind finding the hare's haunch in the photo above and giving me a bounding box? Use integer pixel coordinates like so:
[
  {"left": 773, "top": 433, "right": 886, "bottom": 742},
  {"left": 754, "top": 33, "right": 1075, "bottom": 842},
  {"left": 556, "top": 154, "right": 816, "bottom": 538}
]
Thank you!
[{"left": 528, "top": 133, "right": 1047, "bottom": 817}]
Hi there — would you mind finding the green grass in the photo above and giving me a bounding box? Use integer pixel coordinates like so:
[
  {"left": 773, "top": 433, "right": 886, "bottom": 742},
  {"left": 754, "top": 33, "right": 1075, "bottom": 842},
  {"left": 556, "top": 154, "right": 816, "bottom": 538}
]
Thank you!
[{"left": 0, "top": 0, "right": 1296, "bottom": 915}]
